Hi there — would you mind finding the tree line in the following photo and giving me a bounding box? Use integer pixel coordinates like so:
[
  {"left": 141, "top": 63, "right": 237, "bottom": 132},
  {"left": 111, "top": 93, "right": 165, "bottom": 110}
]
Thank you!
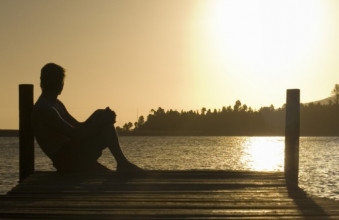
[
  {"left": 116, "top": 84, "right": 339, "bottom": 136},
  {"left": 116, "top": 100, "right": 339, "bottom": 136}
]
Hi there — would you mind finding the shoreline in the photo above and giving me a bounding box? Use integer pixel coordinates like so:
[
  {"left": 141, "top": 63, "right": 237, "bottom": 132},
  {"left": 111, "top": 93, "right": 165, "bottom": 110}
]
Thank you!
[
  {"left": 0, "top": 130, "right": 18, "bottom": 137},
  {"left": 1, "top": 129, "right": 339, "bottom": 137}
]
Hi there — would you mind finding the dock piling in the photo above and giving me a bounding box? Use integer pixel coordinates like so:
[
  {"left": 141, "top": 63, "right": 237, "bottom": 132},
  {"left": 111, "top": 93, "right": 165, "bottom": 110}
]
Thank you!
[
  {"left": 284, "top": 89, "right": 300, "bottom": 187},
  {"left": 19, "top": 84, "right": 34, "bottom": 182}
]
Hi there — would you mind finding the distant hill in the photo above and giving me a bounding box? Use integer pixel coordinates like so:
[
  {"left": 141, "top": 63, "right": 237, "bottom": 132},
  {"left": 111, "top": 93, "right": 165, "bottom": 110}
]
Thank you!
[
  {"left": 0, "top": 130, "right": 18, "bottom": 137},
  {"left": 304, "top": 95, "right": 338, "bottom": 106}
]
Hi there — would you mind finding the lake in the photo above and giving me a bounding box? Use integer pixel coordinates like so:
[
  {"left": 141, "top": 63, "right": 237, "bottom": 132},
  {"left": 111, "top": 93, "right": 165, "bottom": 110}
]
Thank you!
[{"left": 0, "top": 136, "right": 338, "bottom": 201}]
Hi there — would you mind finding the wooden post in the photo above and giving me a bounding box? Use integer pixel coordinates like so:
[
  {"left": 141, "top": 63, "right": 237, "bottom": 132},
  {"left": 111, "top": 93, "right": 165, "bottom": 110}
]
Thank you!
[
  {"left": 284, "top": 89, "right": 300, "bottom": 187},
  {"left": 19, "top": 84, "right": 34, "bottom": 182}
]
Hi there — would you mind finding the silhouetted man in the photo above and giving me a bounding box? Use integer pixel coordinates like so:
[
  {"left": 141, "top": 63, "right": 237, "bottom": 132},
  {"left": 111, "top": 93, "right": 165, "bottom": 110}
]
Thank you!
[{"left": 32, "top": 63, "right": 142, "bottom": 172}]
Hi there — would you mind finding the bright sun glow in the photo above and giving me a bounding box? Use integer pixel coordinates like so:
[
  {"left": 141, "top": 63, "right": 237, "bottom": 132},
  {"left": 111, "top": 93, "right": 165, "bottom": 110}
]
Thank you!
[
  {"left": 193, "top": 0, "right": 330, "bottom": 106},
  {"left": 241, "top": 137, "right": 284, "bottom": 171},
  {"left": 204, "top": 0, "right": 327, "bottom": 77}
]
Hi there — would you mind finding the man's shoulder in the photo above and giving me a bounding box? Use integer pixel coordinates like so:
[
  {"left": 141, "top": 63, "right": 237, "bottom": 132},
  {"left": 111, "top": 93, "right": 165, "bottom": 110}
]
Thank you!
[
  {"left": 34, "top": 97, "right": 49, "bottom": 110},
  {"left": 33, "top": 97, "right": 57, "bottom": 115},
  {"left": 56, "top": 99, "right": 66, "bottom": 108}
]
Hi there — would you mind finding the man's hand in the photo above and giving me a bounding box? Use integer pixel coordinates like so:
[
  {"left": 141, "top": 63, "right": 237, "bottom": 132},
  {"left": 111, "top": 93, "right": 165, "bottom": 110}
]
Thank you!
[
  {"left": 104, "top": 107, "right": 116, "bottom": 124},
  {"left": 86, "top": 107, "right": 117, "bottom": 126},
  {"left": 74, "top": 107, "right": 117, "bottom": 139}
]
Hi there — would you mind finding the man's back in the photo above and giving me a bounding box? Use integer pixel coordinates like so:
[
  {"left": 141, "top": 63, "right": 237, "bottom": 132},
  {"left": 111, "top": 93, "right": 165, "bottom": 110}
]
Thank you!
[{"left": 32, "top": 96, "right": 73, "bottom": 159}]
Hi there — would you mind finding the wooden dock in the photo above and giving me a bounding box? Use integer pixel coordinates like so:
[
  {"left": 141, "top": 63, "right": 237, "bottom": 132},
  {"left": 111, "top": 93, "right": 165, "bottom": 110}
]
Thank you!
[
  {"left": 1, "top": 170, "right": 338, "bottom": 219},
  {"left": 5, "top": 86, "right": 336, "bottom": 219}
]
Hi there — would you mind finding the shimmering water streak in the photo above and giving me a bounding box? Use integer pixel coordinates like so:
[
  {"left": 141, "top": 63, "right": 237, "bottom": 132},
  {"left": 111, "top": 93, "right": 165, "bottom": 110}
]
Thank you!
[
  {"left": 241, "top": 137, "right": 284, "bottom": 171},
  {"left": 112, "top": 136, "right": 285, "bottom": 171}
]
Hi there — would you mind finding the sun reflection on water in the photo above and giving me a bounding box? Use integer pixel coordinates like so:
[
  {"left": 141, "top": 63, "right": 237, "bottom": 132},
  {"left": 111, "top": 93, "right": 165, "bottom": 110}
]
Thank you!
[{"left": 241, "top": 137, "right": 284, "bottom": 171}]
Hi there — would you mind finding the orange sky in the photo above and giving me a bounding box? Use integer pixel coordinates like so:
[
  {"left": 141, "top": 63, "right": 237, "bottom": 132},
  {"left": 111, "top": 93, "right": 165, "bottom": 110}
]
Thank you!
[{"left": 1, "top": 0, "right": 339, "bottom": 129}]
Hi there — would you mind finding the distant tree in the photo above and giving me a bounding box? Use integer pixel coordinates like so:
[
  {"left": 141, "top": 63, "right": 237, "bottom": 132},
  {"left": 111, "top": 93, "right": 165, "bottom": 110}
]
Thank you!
[
  {"left": 234, "top": 100, "right": 241, "bottom": 112},
  {"left": 201, "top": 107, "right": 206, "bottom": 115},
  {"left": 331, "top": 84, "right": 339, "bottom": 105},
  {"left": 122, "top": 122, "right": 133, "bottom": 131},
  {"left": 134, "top": 116, "right": 145, "bottom": 129},
  {"left": 154, "top": 107, "right": 165, "bottom": 116},
  {"left": 242, "top": 104, "right": 248, "bottom": 112},
  {"left": 137, "top": 115, "right": 145, "bottom": 127}
]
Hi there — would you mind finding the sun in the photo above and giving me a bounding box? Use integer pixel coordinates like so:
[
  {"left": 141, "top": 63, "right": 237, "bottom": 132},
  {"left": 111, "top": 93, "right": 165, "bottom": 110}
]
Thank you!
[
  {"left": 192, "top": 0, "right": 330, "bottom": 105},
  {"left": 207, "top": 0, "right": 327, "bottom": 76}
]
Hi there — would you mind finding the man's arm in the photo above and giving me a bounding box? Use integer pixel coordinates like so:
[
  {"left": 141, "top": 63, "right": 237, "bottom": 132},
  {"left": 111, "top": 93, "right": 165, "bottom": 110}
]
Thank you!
[
  {"left": 69, "top": 108, "right": 116, "bottom": 140},
  {"left": 57, "top": 100, "right": 80, "bottom": 127},
  {"left": 39, "top": 106, "right": 75, "bottom": 138},
  {"left": 53, "top": 101, "right": 116, "bottom": 140}
]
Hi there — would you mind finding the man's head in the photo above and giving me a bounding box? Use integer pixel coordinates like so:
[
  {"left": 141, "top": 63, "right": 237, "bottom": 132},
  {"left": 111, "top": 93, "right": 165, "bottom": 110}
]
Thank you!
[{"left": 40, "top": 63, "right": 65, "bottom": 94}]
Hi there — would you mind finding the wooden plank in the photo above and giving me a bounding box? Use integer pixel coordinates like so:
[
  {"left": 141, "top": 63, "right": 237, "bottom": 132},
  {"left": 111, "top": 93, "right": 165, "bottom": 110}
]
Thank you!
[{"left": 0, "top": 208, "right": 338, "bottom": 218}]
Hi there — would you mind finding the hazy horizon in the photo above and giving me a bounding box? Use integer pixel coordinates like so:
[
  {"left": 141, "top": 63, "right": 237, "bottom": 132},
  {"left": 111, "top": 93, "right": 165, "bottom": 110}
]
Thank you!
[{"left": 2, "top": 0, "right": 339, "bottom": 129}]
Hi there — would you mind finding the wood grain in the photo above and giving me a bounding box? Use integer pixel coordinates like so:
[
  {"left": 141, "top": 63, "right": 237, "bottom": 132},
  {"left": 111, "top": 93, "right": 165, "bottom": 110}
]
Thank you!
[{"left": 0, "top": 171, "right": 338, "bottom": 219}]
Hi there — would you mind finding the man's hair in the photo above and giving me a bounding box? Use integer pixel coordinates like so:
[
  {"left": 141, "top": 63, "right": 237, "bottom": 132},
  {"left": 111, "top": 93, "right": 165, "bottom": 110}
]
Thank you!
[{"left": 40, "top": 63, "right": 65, "bottom": 92}]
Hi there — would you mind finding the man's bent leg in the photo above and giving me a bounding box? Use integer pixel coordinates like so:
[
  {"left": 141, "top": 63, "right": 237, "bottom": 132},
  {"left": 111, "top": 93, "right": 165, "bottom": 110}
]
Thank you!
[
  {"left": 53, "top": 145, "right": 100, "bottom": 172},
  {"left": 53, "top": 134, "right": 107, "bottom": 172},
  {"left": 100, "top": 125, "right": 143, "bottom": 172},
  {"left": 100, "top": 125, "right": 128, "bottom": 163}
]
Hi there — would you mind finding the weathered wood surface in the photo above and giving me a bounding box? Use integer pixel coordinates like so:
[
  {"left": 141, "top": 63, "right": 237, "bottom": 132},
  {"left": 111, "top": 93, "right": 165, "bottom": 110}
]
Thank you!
[
  {"left": 0, "top": 170, "right": 338, "bottom": 219},
  {"left": 285, "top": 89, "right": 300, "bottom": 187},
  {"left": 19, "top": 84, "right": 34, "bottom": 182}
]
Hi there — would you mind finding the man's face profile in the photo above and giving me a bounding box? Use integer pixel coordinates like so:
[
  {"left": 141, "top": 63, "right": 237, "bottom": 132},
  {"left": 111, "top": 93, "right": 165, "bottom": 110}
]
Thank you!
[{"left": 57, "top": 81, "right": 64, "bottom": 95}]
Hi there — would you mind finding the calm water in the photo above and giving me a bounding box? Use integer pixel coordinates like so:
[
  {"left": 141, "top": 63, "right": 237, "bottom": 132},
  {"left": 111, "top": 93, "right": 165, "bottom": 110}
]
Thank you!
[{"left": 0, "top": 136, "right": 338, "bottom": 201}]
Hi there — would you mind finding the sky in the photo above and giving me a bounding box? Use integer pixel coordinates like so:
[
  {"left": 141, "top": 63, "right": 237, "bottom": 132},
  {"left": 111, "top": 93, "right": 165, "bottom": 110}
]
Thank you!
[{"left": 1, "top": 0, "right": 339, "bottom": 129}]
